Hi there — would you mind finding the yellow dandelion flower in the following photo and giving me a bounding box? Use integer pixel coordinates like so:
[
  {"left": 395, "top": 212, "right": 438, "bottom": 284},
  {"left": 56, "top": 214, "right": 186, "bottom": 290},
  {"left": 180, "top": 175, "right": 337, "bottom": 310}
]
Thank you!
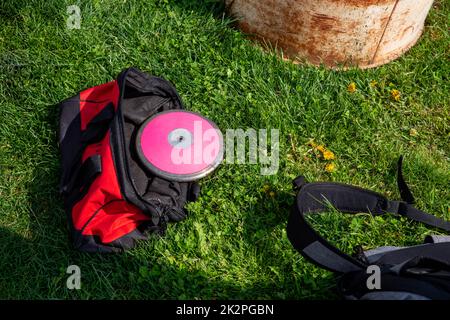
[
  {"left": 269, "top": 191, "right": 276, "bottom": 197},
  {"left": 325, "top": 162, "right": 336, "bottom": 173},
  {"left": 323, "top": 150, "right": 335, "bottom": 160},
  {"left": 262, "top": 184, "right": 270, "bottom": 192},
  {"left": 391, "top": 89, "right": 401, "bottom": 101},
  {"left": 316, "top": 145, "right": 326, "bottom": 153},
  {"left": 409, "top": 128, "right": 418, "bottom": 137},
  {"left": 347, "top": 82, "right": 357, "bottom": 93},
  {"left": 370, "top": 80, "right": 378, "bottom": 87},
  {"left": 308, "top": 140, "right": 318, "bottom": 148}
]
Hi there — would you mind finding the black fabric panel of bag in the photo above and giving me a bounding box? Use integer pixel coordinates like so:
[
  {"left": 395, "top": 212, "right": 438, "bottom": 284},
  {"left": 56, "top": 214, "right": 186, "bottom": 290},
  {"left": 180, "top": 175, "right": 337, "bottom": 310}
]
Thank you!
[{"left": 120, "top": 71, "right": 193, "bottom": 227}]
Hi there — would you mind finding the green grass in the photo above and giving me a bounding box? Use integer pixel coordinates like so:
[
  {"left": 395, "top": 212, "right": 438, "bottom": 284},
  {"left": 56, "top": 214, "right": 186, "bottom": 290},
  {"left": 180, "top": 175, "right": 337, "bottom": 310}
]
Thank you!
[{"left": 0, "top": 0, "right": 449, "bottom": 299}]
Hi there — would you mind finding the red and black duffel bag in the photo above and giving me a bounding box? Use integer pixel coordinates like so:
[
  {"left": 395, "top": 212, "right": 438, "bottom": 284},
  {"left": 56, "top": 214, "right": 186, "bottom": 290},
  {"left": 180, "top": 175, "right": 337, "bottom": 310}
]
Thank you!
[{"left": 58, "top": 67, "right": 200, "bottom": 253}]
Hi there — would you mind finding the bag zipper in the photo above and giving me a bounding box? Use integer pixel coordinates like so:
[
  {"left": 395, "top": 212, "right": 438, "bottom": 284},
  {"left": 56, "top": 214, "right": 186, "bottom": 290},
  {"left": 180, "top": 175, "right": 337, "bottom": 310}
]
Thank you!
[{"left": 113, "top": 70, "right": 163, "bottom": 218}]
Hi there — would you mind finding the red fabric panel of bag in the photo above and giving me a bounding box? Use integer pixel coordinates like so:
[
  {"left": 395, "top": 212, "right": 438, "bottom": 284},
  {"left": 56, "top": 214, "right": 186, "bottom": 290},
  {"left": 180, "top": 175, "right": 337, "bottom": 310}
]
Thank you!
[{"left": 72, "top": 80, "right": 150, "bottom": 243}]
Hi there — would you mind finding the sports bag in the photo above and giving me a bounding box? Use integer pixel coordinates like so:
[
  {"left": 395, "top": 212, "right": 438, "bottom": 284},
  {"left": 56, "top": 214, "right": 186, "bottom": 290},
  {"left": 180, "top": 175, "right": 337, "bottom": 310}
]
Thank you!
[
  {"left": 58, "top": 67, "right": 200, "bottom": 253},
  {"left": 287, "top": 157, "right": 450, "bottom": 300}
]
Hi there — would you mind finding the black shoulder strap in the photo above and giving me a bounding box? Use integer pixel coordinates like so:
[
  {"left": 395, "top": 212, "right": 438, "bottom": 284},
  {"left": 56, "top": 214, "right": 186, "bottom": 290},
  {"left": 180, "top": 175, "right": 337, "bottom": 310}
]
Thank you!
[
  {"left": 287, "top": 157, "right": 450, "bottom": 274},
  {"left": 386, "top": 201, "right": 450, "bottom": 232},
  {"left": 394, "top": 156, "right": 450, "bottom": 231},
  {"left": 397, "top": 155, "right": 415, "bottom": 204}
]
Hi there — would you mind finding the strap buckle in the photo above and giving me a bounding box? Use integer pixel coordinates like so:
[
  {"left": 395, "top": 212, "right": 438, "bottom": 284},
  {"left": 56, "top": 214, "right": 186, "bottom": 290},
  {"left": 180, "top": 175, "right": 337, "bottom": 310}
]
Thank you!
[
  {"left": 292, "top": 176, "right": 307, "bottom": 191},
  {"left": 386, "top": 200, "right": 410, "bottom": 216}
]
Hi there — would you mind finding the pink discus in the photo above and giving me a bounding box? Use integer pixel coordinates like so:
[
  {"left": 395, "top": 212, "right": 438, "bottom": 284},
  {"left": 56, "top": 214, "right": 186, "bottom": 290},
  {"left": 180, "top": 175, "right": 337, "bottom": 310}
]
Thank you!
[{"left": 136, "top": 110, "right": 223, "bottom": 182}]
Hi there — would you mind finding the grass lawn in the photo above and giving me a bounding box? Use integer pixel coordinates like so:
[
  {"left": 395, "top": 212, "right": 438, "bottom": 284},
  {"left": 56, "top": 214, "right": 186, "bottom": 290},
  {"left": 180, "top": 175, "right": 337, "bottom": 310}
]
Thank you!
[{"left": 0, "top": 0, "right": 449, "bottom": 299}]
